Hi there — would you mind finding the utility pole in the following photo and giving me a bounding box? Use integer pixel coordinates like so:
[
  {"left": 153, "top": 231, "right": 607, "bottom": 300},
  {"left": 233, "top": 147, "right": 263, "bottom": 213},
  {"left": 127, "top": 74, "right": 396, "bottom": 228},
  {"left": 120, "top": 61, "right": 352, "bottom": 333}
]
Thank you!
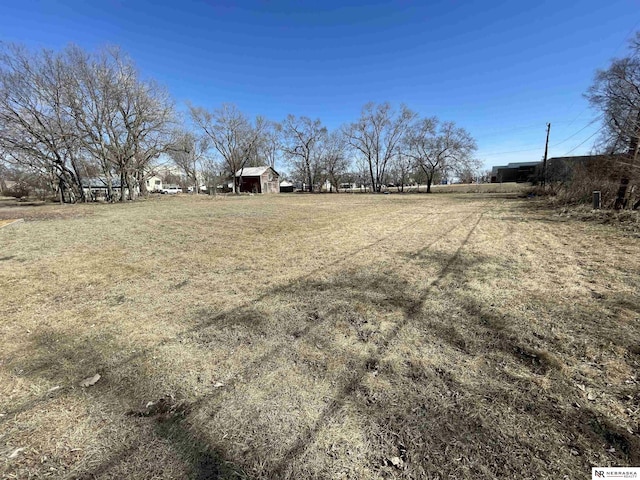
[{"left": 542, "top": 123, "right": 551, "bottom": 186}]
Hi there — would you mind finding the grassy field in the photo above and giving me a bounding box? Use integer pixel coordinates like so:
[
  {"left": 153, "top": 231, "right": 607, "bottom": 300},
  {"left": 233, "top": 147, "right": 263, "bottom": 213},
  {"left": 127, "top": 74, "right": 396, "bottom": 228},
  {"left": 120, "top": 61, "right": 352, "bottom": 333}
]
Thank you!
[{"left": 1, "top": 193, "right": 639, "bottom": 479}]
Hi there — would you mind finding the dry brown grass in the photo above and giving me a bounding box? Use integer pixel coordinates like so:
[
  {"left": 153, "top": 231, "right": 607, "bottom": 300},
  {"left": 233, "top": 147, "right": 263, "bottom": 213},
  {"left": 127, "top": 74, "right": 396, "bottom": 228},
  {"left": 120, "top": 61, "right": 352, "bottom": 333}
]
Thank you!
[
  {"left": 385, "top": 182, "right": 530, "bottom": 194},
  {"left": 1, "top": 193, "right": 639, "bottom": 479}
]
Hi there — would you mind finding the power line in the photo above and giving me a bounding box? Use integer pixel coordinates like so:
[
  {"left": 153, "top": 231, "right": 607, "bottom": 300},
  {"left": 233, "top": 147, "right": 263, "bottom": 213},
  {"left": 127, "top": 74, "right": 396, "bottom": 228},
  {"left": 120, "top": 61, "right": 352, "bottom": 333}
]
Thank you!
[
  {"left": 473, "top": 123, "right": 548, "bottom": 140},
  {"left": 480, "top": 20, "right": 639, "bottom": 163},
  {"left": 479, "top": 145, "right": 544, "bottom": 157},
  {"left": 613, "top": 18, "right": 640, "bottom": 57},
  {"left": 480, "top": 116, "right": 604, "bottom": 159},
  {"left": 473, "top": 119, "right": 579, "bottom": 141},
  {"left": 565, "top": 105, "right": 589, "bottom": 127},
  {"left": 551, "top": 115, "right": 603, "bottom": 147},
  {"left": 562, "top": 126, "right": 605, "bottom": 156},
  {"left": 478, "top": 115, "right": 601, "bottom": 158}
]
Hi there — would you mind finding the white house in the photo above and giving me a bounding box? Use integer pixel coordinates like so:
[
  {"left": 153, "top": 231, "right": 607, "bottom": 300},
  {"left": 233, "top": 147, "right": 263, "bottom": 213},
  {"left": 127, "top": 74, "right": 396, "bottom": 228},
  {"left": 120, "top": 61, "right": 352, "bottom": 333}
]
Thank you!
[{"left": 146, "top": 175, "right": 163, "bottom": 192}]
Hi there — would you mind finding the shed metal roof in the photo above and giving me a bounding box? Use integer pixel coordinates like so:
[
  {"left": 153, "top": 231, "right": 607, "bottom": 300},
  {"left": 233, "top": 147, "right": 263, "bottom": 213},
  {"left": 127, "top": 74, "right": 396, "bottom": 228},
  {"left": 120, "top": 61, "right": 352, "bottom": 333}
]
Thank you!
[{"left": 235, "top": 166, "right": 278, "bottom": 177}]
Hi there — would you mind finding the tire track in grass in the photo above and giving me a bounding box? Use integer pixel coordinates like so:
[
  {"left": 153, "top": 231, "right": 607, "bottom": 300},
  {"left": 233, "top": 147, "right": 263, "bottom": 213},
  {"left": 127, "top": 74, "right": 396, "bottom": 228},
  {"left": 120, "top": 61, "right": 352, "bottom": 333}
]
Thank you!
[
  {"left": 63, "top": 204, "right": 487, "bottom": 479},
  {"left": 1, "top": 202, "right": 413, "bottom": 417},
  {"left": 269, "top": 210, "right": 486, "bottom": 477},
  {"left": 1, "top": 203, "right": 480, "bottom": 422}
]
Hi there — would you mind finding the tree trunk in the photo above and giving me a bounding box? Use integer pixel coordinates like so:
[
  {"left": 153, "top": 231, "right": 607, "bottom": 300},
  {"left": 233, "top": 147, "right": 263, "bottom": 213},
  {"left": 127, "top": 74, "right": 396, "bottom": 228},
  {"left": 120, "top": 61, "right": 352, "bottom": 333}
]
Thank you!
[
  {"left": 614, "top": 177, "right": 630, "bottom": 209},
  {"left": 193, "top": 160, "right": 199, "bottom": 194},
  {"left": 307, "top": 164, "right": 313, "bottom": 193},
  {"left": 232, "top": 165, "right": 238, "bottom": 194},
  {"left": 120, "top": 170, "right": 126, "bottom": 202},
  {"left": 70, "top": 161, "right": 86, "bottom": 203},
  {"left": 426, "top": 176, "right": 433, "bottom": 194},
  {"left": 106, "top": 177, "right": 114, "bottom": 202},
  {"left": 126, "top": 173, "right": 136, "bottom": 201},
  {"left": 368, "top": 161, "right": 375, "bottom": 194},
  {"left": 138, "top": 171, "right": 149, "bottom": 197}
]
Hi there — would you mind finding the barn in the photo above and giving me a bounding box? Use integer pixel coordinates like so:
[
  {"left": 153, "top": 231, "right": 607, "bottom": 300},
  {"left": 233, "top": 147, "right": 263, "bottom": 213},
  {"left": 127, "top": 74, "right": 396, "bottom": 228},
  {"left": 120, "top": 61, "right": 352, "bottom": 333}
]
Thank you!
[{"left": 235, "top": 166, "right": 280, "bottom": 194}]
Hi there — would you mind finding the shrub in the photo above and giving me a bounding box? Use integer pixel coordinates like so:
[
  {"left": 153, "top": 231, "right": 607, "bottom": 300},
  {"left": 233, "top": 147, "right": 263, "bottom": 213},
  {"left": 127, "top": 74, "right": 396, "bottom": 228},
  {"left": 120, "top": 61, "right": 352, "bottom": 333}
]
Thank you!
[{"left": 4, "top": 180, "right": 31, "bottom": 199}]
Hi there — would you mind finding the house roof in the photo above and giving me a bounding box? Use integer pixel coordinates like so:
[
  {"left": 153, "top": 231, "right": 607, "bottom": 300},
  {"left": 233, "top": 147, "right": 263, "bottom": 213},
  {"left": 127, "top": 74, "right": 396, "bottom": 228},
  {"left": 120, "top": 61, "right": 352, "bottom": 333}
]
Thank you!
[
  {"left": 235, "top": 166, "right": 279, "bottom": 177},
  {"left": 505, "top": 161, "right": 540, "bottom": 168}
]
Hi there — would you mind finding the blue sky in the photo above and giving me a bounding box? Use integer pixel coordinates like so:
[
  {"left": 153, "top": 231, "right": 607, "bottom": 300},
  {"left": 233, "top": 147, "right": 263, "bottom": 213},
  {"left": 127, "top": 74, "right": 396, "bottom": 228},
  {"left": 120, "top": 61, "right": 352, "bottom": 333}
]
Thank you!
[{"left": 2, "top": 0, "right": 639, "bottom": 170}]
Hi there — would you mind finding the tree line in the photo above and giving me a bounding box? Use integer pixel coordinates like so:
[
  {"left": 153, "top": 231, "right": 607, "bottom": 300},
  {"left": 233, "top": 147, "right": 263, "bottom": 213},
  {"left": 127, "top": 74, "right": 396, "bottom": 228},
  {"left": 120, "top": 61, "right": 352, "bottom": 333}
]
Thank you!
[
  {"left": 3, "top": 35, "right": 637, "bottom": 204},
  {"left": 0, "top": 42, "right": 482, "bottom": 201},
  {"left": 0, "top": 44, "right": 175, "bottom": 202}
]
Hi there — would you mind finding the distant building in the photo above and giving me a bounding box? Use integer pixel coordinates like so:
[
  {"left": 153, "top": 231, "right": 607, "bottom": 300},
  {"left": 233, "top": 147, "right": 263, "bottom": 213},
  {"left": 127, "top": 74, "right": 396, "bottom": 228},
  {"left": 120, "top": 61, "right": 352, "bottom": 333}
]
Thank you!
[
  {"left": 235, "top": 166, "right": 280, "bottom": 194},
  {"left": 146, "top": 175, "right": 163, "bottom": 192},
  {"left": 82, "top": 177, "right": 129, "bottom": 200},
  {"left": 545, "top": 155, "right": 610, "bottom": 183},
  {"left": 279, "top": 180, "right": 294, "bottom": 193},
  {"left": 490, "top": 155, "right": 619, "bottom": 184},
  {"left": 490, "top": 161, "right": 540, "bottom": 183}
]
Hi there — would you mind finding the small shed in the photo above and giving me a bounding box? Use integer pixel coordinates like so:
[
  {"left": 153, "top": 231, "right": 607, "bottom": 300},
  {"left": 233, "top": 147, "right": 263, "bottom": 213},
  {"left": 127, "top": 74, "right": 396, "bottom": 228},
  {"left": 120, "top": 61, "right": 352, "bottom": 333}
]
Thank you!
[
  {"left": 279, "top": 181, "right": 294, "bottom": 193},
  {"left": 235, "top": 166, "right": 279, "bottom": 194}
]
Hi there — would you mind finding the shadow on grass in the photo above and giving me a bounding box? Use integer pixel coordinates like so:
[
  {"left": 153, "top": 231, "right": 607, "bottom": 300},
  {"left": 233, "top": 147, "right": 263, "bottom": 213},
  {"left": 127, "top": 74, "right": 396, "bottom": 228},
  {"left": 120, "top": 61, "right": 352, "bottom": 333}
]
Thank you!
[
  {"left": 348, "top": 358, "right": 639, "bottom": 479},
  {"left": 13, "top": 206, "right": 639, "bottom": 478},
  {"left": 3, "top": 328, "right": 251, "bottom": 479},
  {"left": 400, "top": 263, "right": 640, "bottom": 475},
  {"left": 3, "top": 211, "right": 486, "bottom": 479},
  {"left": 72, "top": 415, "right": 249, "bottom": 480},
  {"left": 265, "top": 213, "right": 486, "bottom": 477}
]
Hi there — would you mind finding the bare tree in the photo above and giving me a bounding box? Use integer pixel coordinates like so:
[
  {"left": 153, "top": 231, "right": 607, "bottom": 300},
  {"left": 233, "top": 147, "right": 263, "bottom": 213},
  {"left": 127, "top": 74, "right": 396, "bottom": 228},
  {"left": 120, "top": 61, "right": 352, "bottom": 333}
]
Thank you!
[
  {"left": 125, "top": 82, "right": 176, "bottom": 200},
  {"left": 280, "top": 115, "right": 326, "bottom": 192},
  {"left": 355, "top": 156, "right": 370, "bottom": 192},
  {"left": 406, "top": 117, "right": 477, "bottom": 193},
  {"left": 389, "top": 150, "right": 414, "bottom": 192},
  {"left": 168, "top": 131, "right": 208, "bottom": 193},
  {"left": 457, "top": 165, "right": 480, "bottom": 183},
  {"left": 587, "top": 32, "right": 640, "bottom": 158},
  {"left": 0, "top": 43, "right": 175, "bottom": 203},
  {"left": 189, "top": 103, "right": 265, "bottom": 194},
  {"left": 0, "top": 159, "right": 7, "bottom": 193},
  {"left": 587, "top": 32, "right": 640, "bottom": 208},
  {"left": 258, "top": 120, "right": 281, "bottom": 170},
  {"left": 200, "top": 157, "right": 224, "bottom": 193},
  {"left": 345, "top": 102, "right": 416, "bottom": 192},
  {"left": 319, "top": 130, "right": 349, "bottom": 192},
  {"left": 0, "top": 44, "right": 86, "bottom": 202},
  {"left": 59, "top": 44, "right": 175, "bottom": 201}
]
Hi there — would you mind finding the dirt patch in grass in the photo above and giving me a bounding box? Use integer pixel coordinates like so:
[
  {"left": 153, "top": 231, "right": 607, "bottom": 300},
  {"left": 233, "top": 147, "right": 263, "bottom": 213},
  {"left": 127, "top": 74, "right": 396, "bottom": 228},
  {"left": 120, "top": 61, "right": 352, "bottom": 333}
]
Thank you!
[
  {"left": 0, "top": 219, "right": 22, "bottom": 228},
  {"left": 1, "top": 193, "right": 639, "bottom": 479}
]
